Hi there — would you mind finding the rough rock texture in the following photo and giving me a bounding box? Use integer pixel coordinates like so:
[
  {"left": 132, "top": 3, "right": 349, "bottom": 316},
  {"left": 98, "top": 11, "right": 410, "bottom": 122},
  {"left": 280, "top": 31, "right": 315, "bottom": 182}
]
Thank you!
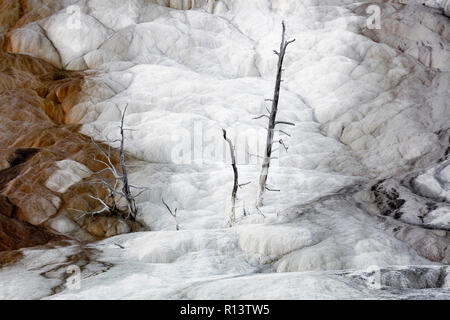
[
  {"left": 360, "top": 1, "right": 450, "bottom": 72},
  {"left": 0, "top": 195, "right": 64, "bottom": 251},
  {"left": 372, "top": 159, "right": 450, "bottom": 231},
  {"left": 0, "top": 249, "right": 22, "bottom": 267},
  {"left": 0, "top": 0, "right": 449, "bottom": 299},
  {"left": 149, "top": 0, "right": 217, "bottom": 11},
  {"left": 0, "top": 0, "right": 142, "bottom": 250}
]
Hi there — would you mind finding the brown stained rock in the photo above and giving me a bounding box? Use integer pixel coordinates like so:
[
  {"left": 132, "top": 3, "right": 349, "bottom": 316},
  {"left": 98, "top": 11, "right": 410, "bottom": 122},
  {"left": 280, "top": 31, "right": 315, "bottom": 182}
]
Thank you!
[
  {"left": 0, "top": 194, "right": 14, "bottom": 218},
  {"left": 81, "top": 215, "right": 141, "bottom": 238},
  {"left": 0, "top": 194, "right": 64, "bottom": 251},
  {"left": 0, "top": 90, "right": 137, "bottom": 242},
  {"left": 0, "top": 0, "right": 141, "bottom": 249},
  {"left": 0, "top": 53, "right": 84, "bottom": 124},
  {"left": 0, "top": 213, "right": 63, "bottom": 251},
  {"left": 1, "top": 0, "right": 67, "bottom": 69},
  {"left": 0, "top": 250, "right": 22, "bottom": 267},
  {"left": 0, "top": 0, "right": 63, "bottom": 34},
  {"left": 13, "top": 0, "right": 63, "bottom": 30},
  {"left": 7, "top": 148, "right": 39, "bottom": 167},
  {"left": 0, "top": 0, "right": 21, "bottom": 34}
]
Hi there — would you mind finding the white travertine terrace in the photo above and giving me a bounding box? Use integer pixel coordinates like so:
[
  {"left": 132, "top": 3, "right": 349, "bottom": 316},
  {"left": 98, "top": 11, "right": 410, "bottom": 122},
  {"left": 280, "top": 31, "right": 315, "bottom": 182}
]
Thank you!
[{"left": 1, "top": 0, "right": 449, "bottom": 299}]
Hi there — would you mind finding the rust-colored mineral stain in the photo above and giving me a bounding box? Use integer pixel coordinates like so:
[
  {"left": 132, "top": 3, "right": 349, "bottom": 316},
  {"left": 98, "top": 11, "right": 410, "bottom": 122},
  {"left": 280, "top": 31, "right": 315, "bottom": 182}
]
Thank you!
[
  {"left": 0, "top": 52, "right": 84, "bottom": 124},
  {"left": 0, "top": 250, "right": 23, "bottom": 267},
  {"left": 0, "top": 0, "right": 21, "bottom": 33},
  {"left": 0, "top": 0, "right": 138, "bottom": 253},
  {"left": 0, "top": 194, "right": 65, "bottom": 252}
]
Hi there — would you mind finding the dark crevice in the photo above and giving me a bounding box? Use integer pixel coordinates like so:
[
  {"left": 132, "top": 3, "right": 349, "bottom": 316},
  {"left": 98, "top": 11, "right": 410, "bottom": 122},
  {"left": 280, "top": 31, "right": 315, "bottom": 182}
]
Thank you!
[{"left": 0, "top": 148, "right": 40, "bottom": 191}]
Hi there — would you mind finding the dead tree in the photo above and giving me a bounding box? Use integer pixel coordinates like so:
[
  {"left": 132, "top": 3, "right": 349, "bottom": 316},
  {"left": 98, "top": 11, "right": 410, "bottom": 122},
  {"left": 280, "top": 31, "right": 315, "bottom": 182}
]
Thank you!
[
  {"left": 71, "top": 104, "right": 149, "bottom": 221},
  {"left": 162, "top": 197, "right": 179, "bottom": 231},
  {"left": 256, "top": 21, "right": 295, "bottom": 208},
  {"left": 118, "top": 105, "right": 138, "bottom": 220},
  {"left": 223, "top": 129, "right": 239, "bottom": 224},
  {"left": 222, "top": 129, "right": 250, "bottom": 225}
]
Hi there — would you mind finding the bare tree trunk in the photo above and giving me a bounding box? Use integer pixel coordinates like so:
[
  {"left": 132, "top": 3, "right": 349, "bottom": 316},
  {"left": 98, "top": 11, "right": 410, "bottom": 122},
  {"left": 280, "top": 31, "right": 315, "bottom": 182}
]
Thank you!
[
  {"left": 162, "top": 197, "right": 180, "bottom": 231},
  {"left": 223, "top": 129, "right": 238, "bottom": 225},
  {"left": 119, "top": 105, "right": 137, "bottom": 221},
  {"left": 256, "top": 21, "right": 295, "bottom": 208}
]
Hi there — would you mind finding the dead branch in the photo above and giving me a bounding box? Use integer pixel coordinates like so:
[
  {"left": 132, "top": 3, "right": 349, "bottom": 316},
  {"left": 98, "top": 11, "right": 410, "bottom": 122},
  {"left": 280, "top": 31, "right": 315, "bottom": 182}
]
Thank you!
[
  {"left": 273, "top": 129, "right": 291, "bottom": 137},
  {"left": 118, "top": 104, "right": 138, "bottom": 221},
  {"left": 71, "top": 104, "right": 147, "bottom": 222},
  {"left": 256, "top": 21, "right": 295, "bottom": 208},
  {"left": 253, "top": 114, "right": 270, "bottom": 120},
  {"left": 162, "top": 197, "right": 179, "bottom": 231},
  {"left": 222, "top": 129, "right": 239, "bottom": 225},
  {"left": 277, "top": 139, "right": 289, "bottom": 152},
  {"left": 114, "top": 242, "right": 125, "bottom": 249},
  {"left": 275, "top": 121, "right": 295, "bottom": 126},
  {"left": 239, "top": 181, "right": 251, "bottom": 188}
]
